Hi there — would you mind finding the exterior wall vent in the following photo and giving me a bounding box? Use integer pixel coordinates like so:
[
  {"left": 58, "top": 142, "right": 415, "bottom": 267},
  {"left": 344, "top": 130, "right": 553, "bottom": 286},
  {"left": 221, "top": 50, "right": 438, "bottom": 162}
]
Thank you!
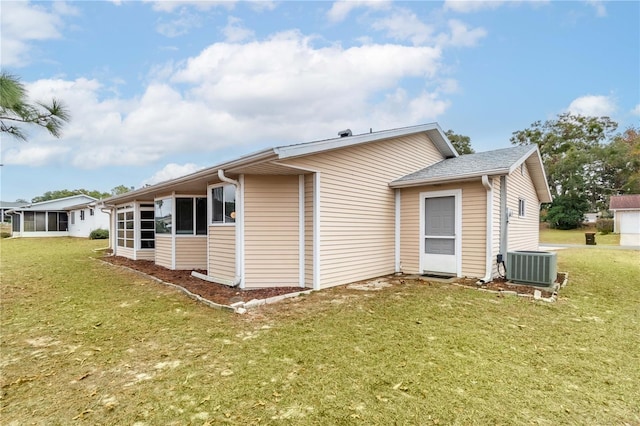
[{"left": 506, "top": 251, "right": 557, "bottom": 286}]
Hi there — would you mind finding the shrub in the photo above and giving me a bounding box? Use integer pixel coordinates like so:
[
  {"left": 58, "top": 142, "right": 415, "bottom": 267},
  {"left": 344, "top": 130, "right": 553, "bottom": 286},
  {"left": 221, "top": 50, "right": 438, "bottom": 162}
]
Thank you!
[
  {"left": 596, "top": 219, "right": 614, "bottom": 235},
  {"left": 89, "top": 229, "right": 109, "bottom": 240},
  {"left": 1, "top": 232, "right": 11, "bottom": 239}
]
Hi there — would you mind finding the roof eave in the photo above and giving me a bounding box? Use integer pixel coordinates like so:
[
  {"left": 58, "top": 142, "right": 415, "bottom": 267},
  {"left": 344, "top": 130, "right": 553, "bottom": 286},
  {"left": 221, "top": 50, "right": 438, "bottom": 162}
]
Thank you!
[
  {"left": 276, "top": 123, "right": 458, "bottom": 160},
  {"left": 102, "top": 148, "right": 278, "bottom": 205},
  {"left": 389, "top": 169, "right": 509, "bottom": 188}
]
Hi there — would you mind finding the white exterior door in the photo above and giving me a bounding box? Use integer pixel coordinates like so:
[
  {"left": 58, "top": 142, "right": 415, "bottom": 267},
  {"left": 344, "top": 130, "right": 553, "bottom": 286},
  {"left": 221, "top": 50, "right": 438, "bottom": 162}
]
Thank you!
[{"left": 420, "top": 190, "right": 461, "bottom": 276}]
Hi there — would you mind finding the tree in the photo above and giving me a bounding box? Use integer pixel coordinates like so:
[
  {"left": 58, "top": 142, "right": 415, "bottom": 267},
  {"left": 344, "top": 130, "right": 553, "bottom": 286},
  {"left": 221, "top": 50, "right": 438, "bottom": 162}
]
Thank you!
[
  {"left": 510, "top": 113, "right": 619, "bottom": 212},
  {"left": 111, "top": 185, "right": 134, "bottom": 196},
  {"left": 445, "top": 130, "right": 475, "bottom": 154},
  {"left": 0, "top": 72, "right": 70, "bottom": 141},
  {"left": 31, "top": 189, "right": 111, "bottom": 203},
  {"left": 600, "top": 127, "right": 640, "bottom": 195},
  {"left": 544, "top": 193, "right": 590, "bottom": 230}
]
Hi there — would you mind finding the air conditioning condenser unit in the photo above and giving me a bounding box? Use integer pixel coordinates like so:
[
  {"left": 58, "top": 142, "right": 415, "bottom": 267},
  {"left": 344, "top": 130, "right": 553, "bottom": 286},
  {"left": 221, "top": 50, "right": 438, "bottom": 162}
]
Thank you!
[{"left": 506, "top": 251, "right": 557, "bottom": 287}]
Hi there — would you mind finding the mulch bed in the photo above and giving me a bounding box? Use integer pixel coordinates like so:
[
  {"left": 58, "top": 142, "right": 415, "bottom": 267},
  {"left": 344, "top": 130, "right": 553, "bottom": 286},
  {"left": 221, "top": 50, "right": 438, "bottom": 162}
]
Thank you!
[{"left": 100, "top": 255, "right": 303, "bottom": 306}]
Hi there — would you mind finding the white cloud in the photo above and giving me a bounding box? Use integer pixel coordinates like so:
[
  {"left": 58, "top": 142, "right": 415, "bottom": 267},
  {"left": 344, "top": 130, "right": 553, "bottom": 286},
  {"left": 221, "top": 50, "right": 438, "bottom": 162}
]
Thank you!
[
  {"left": 156, "top": 13, "right": 202, "bottom": 37},
  {"left": 222, "top": 16, "right": 255, "bottom": 42},
  {"left": 0, "top": 1, "right": 78, "bottom": 67},
  {"left": 443, "top": 0, "right": 549, "bottom": 13},
  {"left": 327, "top": 0, "right": 391, "bottom": 23},
  {"left": 372, "top": 8, "right": 435, "bottom": 45},
  {"left": 631, "top": 104, "right": 640, "bottom": 117},
  {"left": 2, "top": 31, "right": 452, "bottom": 169},
  {"left": 372, "top": 9, "right": 486, "bottom": 48},
  {"left": 567, "top": 95, "right": 616, "bottom": 117},
  {"left": 586, "top": 0, "right": 606, "bottom": 17},
  {"left": 442, "top": 19, "right": 487, "bottom": 47},
  {"left": 443, "top": 1, "right": 507, "bottom": 13},
  {"left": 143, "top": 163, "right": 205, "bottom": 186},
  {"left": 1, "top": 145, "right": 71, "bottom": 167},
  {"left": 146, "top": 1, "right": 235, "bottom": 13}
]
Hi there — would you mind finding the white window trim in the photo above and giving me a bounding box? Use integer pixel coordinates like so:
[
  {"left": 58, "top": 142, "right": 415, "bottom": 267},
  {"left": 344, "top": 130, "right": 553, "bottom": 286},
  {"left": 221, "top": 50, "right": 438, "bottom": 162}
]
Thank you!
[
  {"left": 207, "top": 183, "right": 237, "bottom": 226},
  {"left": 518, "top": 198, "right": 526, "bottom": 218}
]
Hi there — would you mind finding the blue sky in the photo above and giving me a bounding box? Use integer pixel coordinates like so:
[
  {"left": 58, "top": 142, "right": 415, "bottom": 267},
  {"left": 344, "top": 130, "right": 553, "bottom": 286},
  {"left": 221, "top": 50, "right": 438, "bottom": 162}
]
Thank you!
[{"left": 1, "top": 0, "right": 638, "bottom": 202}]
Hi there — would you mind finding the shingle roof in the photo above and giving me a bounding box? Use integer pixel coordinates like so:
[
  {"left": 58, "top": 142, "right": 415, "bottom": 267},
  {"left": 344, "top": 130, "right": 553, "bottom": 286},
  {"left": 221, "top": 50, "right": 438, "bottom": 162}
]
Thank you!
[
  {"left": 392, "top": 145, "right": 537, "bottom": 184},
  {"left": 610, "top": 194, "right": 640, "bottom": 210}
]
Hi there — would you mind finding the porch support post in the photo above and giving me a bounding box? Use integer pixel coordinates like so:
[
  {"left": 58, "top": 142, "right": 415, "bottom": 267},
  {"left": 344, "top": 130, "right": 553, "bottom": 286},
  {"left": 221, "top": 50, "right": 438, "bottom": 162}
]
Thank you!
[
  {"left": 395, "top": 188, "right": 401, "bottom": 273},
  {"left": 313, "top": 172, "right": 321, "bottom": 291}
]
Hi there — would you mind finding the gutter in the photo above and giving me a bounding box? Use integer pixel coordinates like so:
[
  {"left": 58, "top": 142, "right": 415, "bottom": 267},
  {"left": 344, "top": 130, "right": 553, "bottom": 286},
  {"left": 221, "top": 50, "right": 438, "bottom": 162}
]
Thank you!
[{"left": 478, "top": 175, "right": 494, "bottom": 284}]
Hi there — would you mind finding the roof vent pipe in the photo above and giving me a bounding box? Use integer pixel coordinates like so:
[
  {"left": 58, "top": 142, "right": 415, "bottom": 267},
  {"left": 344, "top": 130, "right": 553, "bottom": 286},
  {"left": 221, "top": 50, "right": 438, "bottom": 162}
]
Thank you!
[{"left": 338, "top": 129, "right": 352, "bottom": 137}]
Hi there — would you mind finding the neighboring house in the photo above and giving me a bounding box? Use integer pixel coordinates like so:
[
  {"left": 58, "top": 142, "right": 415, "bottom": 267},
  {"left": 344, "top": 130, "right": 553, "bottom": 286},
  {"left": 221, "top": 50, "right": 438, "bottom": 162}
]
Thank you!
[
  {"left": 100, "top": 123, "right": 551, "bottom": 290},
  {"left": 1, "top": 201, "right": 27, "bottom": 223},
  {"left": 7, "top": 195, "right": 103, "bottom": 238},
  {"left": 583, "top": 212, "right": 600, "bottom": 224},
  {"left": 66, "top": 201, "right": 111, "bottom": 238},
  {"left": 610, "top": 194, "right": 640, "bottom": 246}
]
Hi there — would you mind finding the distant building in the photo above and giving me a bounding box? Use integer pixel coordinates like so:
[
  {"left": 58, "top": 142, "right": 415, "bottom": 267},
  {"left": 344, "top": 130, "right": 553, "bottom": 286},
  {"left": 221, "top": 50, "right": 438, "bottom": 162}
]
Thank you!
[{"left": 6, "top": 195, "right": 109, "bottom": 238}]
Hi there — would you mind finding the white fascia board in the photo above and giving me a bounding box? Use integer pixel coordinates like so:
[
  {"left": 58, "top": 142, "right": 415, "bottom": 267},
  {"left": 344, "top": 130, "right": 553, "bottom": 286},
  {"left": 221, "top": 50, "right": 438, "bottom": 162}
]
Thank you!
[
  {"left": 389, "top": 169, "right": 509, "bottom": 188},
  {"left": 508, "top": 147, "right": 552, "bottom": 203},
  {"left": 275, "top": 123, "right": 457, "bottom": 160}
]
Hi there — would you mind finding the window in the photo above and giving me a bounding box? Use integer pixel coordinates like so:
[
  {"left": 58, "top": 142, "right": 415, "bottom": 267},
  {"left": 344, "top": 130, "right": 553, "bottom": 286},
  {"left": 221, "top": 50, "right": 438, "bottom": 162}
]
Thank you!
[
  {"left": 176, "top": 198, "right": 194, "bottom": 234},
  {"left": 71, "top": 211, "right": 75, "bottom": 225},
  {"left": 156, "top": 197, "right": 207, "bottom": 236},
  {"left": 80, "top": 210, "right": 85, "bottom": 221},
  {"left": 140, "top": 208, "right": 155, "bottom": 249},
  {"left": 89, "top": 208, "right": 94, "bottom": 216},
  {"left": 48, "top": 212, "right": 68, "bottom": 231},
  {"left": 518, "top": 198, "right": 526, "bottom": 217},
  {"left": 24, "top": 211, "right": 63, "bottom": 232},
  {"left": 117, "top": 210, "right": 134, "bottom": 248},
  {"left": 212, "top": 185, "right": 236, "bottom": 224},
  {"left": 155, "top": 198, "right": 173, "bottom": 234}
]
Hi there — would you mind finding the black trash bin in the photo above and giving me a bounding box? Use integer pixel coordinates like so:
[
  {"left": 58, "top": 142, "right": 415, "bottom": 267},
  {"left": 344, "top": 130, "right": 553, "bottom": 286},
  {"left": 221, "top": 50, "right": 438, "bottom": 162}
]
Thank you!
[{"left": 585, "top": 232, "right": 596, "bottom": 245}]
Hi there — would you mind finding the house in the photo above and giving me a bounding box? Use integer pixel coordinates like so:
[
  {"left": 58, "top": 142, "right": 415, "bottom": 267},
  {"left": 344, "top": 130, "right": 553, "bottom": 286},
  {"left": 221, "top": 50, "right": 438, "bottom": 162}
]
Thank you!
[
  {"left": 7, "top": 194, "right": 109, "bottom": 238},
  {"left": 66, "top": 200, "right": 111, "bottom": 238},
  {"left": 101, "top": 123, "right": 551, "bottom": 290},
  {"left": 610, "top": 194, "right": 640, "bottom": 246},
  {"left": 1, "top": 201, "right": 27, "bottom": 224}
]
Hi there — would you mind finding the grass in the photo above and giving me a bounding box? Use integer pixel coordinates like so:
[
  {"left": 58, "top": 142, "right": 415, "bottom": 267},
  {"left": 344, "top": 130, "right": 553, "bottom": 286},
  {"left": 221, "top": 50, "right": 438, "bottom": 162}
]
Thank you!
[
  {"left": 1, "top": 238, "right": 639, "bottom": 424},
  {"left": 540, "top": 228, "right": 620, "bottom": 245}
]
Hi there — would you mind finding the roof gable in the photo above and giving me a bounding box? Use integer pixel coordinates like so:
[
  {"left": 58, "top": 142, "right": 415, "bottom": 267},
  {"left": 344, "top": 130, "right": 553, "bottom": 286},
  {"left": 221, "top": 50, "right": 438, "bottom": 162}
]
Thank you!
[
  {"left": 610, "top": 194, "right": 640, "bottom": 210},
  {"left": 102, "top": 123, "right": 458, "bottom": 204},
  {"left": 14, "top": 194, "right": 98, "bottom": 211},
  {"left": 391, "top": 145, "right": 552, "bottom": 203},
  {"left": 275, "top": 123, "right": 457, "bottom": 160}
]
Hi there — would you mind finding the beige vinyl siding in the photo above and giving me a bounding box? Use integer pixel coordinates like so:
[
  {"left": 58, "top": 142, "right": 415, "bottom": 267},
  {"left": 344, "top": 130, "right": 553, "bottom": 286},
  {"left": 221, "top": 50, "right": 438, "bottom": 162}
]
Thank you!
[
  {"left": 244, "top": 175, "right": 300, "bottom": 288},
  {"left": 283, "top": 133, "right": 444, "bottom": 288},
  {"left": 399, "top": 181, "right": 487, "bottom": 278},
  {"left": 155, "top": 236, "right": 173, "bottom": 269},
  {"left": 116, "top": 246, "right": 135, "bottom": 260},
  {"left": 304, "top": 173, "right": 314, "bottom": 288},
  {"left": 507, "top": 163, "right": 540, "bottom": 251},
  {"left": 175, "top": 236, "right": 207, "bottom": 270},
  {"left": 136, "top": 249, "right": 155, "bottom": 261},
  {"left": 208, "top": 225, "right": 236, "bottom": 282}
]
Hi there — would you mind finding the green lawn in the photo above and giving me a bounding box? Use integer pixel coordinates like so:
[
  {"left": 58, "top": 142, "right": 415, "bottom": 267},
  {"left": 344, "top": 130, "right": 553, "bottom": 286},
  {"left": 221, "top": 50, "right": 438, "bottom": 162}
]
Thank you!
[
  {"left": 1, "top": 238, "right": 639, "bottom": 424},
  {"left": 540, "top": 228, "right": 620, "bottom": 245}
]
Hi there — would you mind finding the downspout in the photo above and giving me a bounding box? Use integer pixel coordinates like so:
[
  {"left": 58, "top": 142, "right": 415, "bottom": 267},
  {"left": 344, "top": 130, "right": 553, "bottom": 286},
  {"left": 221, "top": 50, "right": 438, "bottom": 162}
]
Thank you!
[
  {"left": 478, "top": 175, "right": 493, "bottom": 284},
  {"left": 209, "top": 169, "right": 242, "bottom": 287},
  {"left": 96, "top": 205, "right": 113, "bottom": 253}
]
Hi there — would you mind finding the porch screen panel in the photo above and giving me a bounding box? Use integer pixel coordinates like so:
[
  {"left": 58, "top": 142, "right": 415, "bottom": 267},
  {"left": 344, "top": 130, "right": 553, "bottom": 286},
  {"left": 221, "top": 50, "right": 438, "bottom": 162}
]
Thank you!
[
  {"left": 24, "top": 212, "right": 35, "bottom": 231},
  {"left": 35, "top": 212, "right": 46, "bottom": 231}
]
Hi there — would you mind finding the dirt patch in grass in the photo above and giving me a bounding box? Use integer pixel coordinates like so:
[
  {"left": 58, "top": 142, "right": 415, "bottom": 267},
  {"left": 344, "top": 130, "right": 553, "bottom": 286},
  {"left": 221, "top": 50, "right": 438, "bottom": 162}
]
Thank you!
[
  {"left": 455, "top": 276, "right": 560, "bottom": 298},
  {"left": 100, "top": 255, "right": 302, "bottom": 305}
]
